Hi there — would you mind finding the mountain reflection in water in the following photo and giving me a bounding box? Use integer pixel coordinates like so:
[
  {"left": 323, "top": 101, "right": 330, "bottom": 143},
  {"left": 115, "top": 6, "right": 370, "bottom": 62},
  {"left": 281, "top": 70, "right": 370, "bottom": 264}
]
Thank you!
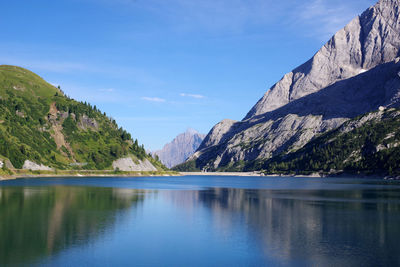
[
  {"left": 163, "top": 187, "right": 400, "bottom": 266},
  {"left": 0, "top": 186, "right": 149, "bottom": 266},
  {"left": 0, "top": 177, "right": 399, "bottom": 266}
]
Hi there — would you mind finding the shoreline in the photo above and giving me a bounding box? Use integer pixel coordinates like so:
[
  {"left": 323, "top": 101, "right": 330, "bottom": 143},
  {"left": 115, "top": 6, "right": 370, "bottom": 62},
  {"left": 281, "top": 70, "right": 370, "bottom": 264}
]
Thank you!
[
  {"left": 180, "top": 171, "right": 392, "bottom": 179},
  {"left": 180, "top": 172, "right": 265, "bottom": 177},
  {"left": 0, "top": 170, "right": 180, "bottom": 181},
  {"left": 0, "top": 171, "right": 393, "bottom": 181}
]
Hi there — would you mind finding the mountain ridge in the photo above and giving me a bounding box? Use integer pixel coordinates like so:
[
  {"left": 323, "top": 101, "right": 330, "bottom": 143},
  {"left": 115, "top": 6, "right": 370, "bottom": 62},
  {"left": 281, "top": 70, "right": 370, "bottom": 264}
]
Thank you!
[
  {"left": 245, "top": 0, "right": 400, "bottom": 120},
  {"left": 176, "top": 0, "right": 400, "bottom": 174}
]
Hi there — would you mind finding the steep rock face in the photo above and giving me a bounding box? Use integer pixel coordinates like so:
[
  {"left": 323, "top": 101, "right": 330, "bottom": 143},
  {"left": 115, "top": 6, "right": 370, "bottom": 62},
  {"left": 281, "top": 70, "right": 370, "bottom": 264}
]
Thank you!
[
  {"left": 112, "top": 157, "right": 157, "bottom": 172},
  {"left": 186, "top": 0, "right": 400, "bottom": 171},
  {"left": 197, "top": 120, "right": 237, "bottom": 151},
  {"left": 154, "top": 129, "right": 205, "bottom": 168},
  {"left": 245, "top": 0, "right": 400, "bottom": 119},
  {"left": 259, "top": 107, "right": 400, "bottom": 175}
]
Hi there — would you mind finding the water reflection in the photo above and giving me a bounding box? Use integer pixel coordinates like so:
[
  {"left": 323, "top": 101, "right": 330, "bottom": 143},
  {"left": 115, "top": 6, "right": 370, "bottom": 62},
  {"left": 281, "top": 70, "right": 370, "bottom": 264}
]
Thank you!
[
  {"left": 0, "top": 186, "right": 149, "bottom": 266},
  {"left": 0, "top": 179, "right": 399, "bottom": 266},
  {"left": 165, "top": 187, "right": 400, "bottom": 266}
]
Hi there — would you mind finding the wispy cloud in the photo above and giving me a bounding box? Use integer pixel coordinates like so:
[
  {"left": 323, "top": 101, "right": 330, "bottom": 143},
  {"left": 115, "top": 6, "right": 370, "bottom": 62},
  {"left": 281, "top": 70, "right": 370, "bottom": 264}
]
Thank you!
[
  {"left": 180, "top": 93, "right": 205, "bottom": 99},
  {"left": 115, "top": 116, "right": 189, "bottom": 122},
  {"left": 99, "top": 88, "right": 115, "bottom": 92},
  {"left": 57, "top": 83, "right": 128, "bottom": 104},
  {"left": 294, "top": 0, "right": 375, "bottom": 40},
  {"left": 141, "top": 96, "right": 166, "bottom": 103},
  {"left": 95, "top": 0, "right": 374, "bottom": 41},
  {"left": 0, "top": 53, "right": 164, "bottom": 87},
  {"left": 0, "top": 57, "right": 89, "bottom": 73},
  {"left": 49, "top": 82, "right": 60, "bottom": 88},
  {"left": 95, "top": 0, "right": 290, "bottom": 34}
]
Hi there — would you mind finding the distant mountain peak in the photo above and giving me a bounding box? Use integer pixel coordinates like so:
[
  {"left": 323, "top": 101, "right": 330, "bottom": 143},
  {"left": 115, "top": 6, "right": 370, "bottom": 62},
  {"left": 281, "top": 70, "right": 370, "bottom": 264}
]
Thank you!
[
  {"left": 186, "top": 128, "right": 199, "bottom": 135},
  {"left": 154, "top": 129, "right": 205, "bottom": 168}
]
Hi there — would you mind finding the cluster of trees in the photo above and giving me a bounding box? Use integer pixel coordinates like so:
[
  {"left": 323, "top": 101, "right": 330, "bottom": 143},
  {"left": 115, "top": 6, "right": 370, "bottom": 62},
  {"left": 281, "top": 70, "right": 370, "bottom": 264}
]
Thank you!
[
  {"left": 0, "top": 77, "right": 162, "bottom": 170},
  {"left": 59, "top": 96, "right": 150, "bottom": 169},
  {"left": 257, "top": 110, "right": 400, "bottom": 176},
  {"left": 0, "top": 87, "right": 63, "bottom": 168}
]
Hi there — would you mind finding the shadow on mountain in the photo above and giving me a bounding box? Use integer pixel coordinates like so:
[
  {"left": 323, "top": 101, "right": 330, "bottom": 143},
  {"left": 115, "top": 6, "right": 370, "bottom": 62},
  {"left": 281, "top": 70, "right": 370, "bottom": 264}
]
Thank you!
[{"left": 246, "top": 59, "right": 400, "bottom": 126}]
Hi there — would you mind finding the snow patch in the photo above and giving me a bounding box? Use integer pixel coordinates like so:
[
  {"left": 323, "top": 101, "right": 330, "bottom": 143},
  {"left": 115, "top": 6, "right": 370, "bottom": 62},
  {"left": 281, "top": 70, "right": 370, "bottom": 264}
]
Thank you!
[{"left": 359, "top": 68, "right": 367, "bottom": 74}]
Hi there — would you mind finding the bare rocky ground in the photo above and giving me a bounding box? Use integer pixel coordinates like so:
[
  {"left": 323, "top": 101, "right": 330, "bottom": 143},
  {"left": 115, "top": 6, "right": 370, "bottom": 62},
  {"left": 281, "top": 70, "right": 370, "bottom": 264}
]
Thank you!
[
  {"left": 22, "top": 160, "right": 53, "bottom": 171},
  {"left": 112, "top": 157, "right": 158, "bottom": 172}
]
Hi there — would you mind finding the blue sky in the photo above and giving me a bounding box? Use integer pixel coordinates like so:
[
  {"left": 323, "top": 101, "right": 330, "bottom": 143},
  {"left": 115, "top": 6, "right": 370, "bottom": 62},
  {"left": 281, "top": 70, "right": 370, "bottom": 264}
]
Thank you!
[{"left": 0, "top": 0, "right": 376, "bottom": 150}]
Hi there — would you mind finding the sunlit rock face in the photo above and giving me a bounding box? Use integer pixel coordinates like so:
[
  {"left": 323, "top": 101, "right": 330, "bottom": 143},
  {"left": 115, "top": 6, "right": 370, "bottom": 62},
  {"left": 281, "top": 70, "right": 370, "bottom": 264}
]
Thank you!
[
  {"left": 245, "top": 0, "right": 400, "bottom": 119},
  {"left": 154, "top": 129, "right": 205, "bottom": 168},
  {"left": 22, "top": 160, "right": 53, "bottom": 171},
  {"left": 187, "top": 0, "right": 400, "bottom": 171},
  {"left": 112, "top": 157, "right": 157, "bottom": 171}
]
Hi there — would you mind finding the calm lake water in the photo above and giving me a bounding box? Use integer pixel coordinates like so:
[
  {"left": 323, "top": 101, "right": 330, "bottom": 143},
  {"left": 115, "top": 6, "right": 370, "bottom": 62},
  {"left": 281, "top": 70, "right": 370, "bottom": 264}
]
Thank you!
[{"left": 0, "top": 176, "right": 399, "bottom": 266}]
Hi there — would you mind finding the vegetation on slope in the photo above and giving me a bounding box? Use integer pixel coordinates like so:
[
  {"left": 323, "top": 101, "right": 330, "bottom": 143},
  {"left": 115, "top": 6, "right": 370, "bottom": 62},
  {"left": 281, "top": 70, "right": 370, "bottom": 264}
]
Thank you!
[
  {"left": 0, "top": 186, "right": 146, "bottom": 264},
  {"left": 0, "top": 65, "right": 165, "bottom": 171},
  {"left": 175, "top": 108, "right": 400, "bottom": 177},
  {"left": 241, "top": 108, "right": 400, "bottom": 176}
]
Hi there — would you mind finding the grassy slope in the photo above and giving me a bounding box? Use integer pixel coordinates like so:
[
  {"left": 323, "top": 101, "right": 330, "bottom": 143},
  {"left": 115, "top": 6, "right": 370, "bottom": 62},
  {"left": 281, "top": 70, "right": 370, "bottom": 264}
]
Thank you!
[{"left": 0, "top": 65, "right": 167, "bottom": 171}]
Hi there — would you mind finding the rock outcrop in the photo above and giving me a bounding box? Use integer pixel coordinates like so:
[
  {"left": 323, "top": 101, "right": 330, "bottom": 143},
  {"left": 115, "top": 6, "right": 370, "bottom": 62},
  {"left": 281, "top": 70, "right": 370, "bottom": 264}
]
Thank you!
[
  {"left": 185, "top": 0, "right": 400, "bottom": 171},
  {"left": 112, "top": 157, "right": 158, "bottom": 172},
  {"left": 154, "top": 129, "right": 205, "bottom": 168},
  {"left": 78, "top": 114, "right": 99, "bottom": 130},
  {"left": 22, "top": 160, "right": 53, "bottom": 171}
]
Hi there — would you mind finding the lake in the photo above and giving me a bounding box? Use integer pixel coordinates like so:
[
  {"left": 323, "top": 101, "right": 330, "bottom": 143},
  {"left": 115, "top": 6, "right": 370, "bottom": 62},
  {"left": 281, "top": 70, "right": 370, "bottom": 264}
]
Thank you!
[{"left": 0, "top": 176, "right": 399, "bottom": 266}]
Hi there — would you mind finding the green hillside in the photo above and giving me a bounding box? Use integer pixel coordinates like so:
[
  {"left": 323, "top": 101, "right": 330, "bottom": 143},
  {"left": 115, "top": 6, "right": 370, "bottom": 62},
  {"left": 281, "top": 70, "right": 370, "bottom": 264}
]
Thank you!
[{"left": 0, "top": 65, "right": 165, "bottom": 171}]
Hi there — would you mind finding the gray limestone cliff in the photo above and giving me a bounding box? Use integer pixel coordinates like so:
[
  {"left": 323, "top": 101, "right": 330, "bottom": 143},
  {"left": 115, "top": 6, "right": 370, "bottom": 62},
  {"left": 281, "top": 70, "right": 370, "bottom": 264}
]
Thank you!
[
  {"left": 154, "top": 129, "right": 205, "bottom": 168},
  {"left": 245, "top": 0, "right": 400, "bottom": 119},
  {"left": 184, "top": 0, "right": 400, "bottom": 171}
]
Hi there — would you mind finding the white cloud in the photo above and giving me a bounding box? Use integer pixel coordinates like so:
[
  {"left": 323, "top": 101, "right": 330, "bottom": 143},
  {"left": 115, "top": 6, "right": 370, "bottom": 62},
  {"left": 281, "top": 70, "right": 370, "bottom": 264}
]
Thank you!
[
  {"left": 50, "top": 82, "right": 60, "bottom": 88},
  {"left": 295, "top": 0, "right": 375, "bottom": 40},
  {"left": 0, "top": 57, "right": 89, "bottom": 73},
  {"left": 180, "top": 93, "right": 205, "bottom": 99},
  {"left": 95, "top": 0, "right": 375, "bottom": 42},
  {"left": 95, "top": 0, "right": 291, "bottom": 34},
  {"left": 99, "top": 88, "right": 115, "bottom": 92},
  {"left": 141, "top": 97, "right": 166, "bottom": 103},
  {"left": 0, "top": 54, "right": 164, "bottom": 87}
]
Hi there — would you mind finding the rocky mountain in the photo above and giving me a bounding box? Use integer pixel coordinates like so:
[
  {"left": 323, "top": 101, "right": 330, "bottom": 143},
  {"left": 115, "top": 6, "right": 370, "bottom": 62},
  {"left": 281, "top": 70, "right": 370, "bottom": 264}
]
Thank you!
[
  {"left": 154, "top": 129, "right": 205, "bottom": 168},
  {"left": 0, "top": 65, "right": 166, "bottom": 172},
  {"left": 254, "top": 107, "right": 400, "bottom": 176},
  {"left": 175, "top": 0, "right": 400, "bottom": 173}
]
